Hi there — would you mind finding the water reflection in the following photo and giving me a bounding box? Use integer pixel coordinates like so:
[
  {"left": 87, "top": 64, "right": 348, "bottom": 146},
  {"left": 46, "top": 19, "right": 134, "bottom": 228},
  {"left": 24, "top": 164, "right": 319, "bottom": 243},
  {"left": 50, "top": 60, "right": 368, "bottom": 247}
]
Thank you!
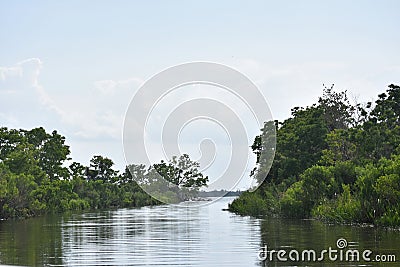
[
  {"left": 0, "top": 197, "right": 261, "bottom": 266},
  {"left": 0, "top": 198, "right": 399, "bottom": 267},
  {"left": 0, "top": 214, "right": 64, "bottom": 266},
  {"left": 259, "top": 218, "right": 400, "bottom": 266},
  {"left": 61, "top": 199, "right": 261, "bottom": 266}
]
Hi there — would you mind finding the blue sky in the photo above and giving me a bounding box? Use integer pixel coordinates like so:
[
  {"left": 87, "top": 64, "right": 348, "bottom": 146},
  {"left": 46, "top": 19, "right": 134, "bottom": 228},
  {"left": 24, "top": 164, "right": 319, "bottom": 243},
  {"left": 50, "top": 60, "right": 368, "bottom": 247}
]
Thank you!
[{"left": 1, "top": 1, "right": 400, "bottom": 189}]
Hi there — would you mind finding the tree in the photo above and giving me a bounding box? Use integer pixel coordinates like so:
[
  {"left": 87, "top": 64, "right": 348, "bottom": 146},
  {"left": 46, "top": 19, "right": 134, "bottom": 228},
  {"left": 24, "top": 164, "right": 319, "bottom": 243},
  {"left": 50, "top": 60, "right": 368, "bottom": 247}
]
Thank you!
[
  {"left": 0, "top": 126, "right": 156, "bottom": 219},
  {"left": 357, "top": 84, "right": 400, "bottom": 160},
  {"left": 0, "top": 127, "right": 25, "bottom": 160},
  {"left": 319, "top": 129, "right": 357, "bottom": 165},
  {"left": 124, "top": 164, "right": 148, "bottom": 184},
  {"left": 2, "top": 143, "right": 47, "bottom": 185},
  {"left": 152, "top": 154, "right": 208, "bottom": 201},
  {"left": 370, "top": 84, "right": 400, "bottom": 128},
  {"left": 69, "top": 162, "right": 86, "bottom": 179},
  {"left": 318, "top": 84, "right": 355, "bottom": 131},
  {"left": 265, "top": 105, "right": 328, "bottom": 184},
  {"left": 250, "top": 120, "right": 276, "bottom": 185},
  {"left": 230, "top": 84, "right": 400, "bottom": 226},
  {"left": 23, "top": 128, "right": 71, "bottom": 181},
  {"left": 0, "top": 162, "right": 40, "bottom": 218},
  {"left": 88, "top": 155, "right": 118, "bottom": 182},
  {"left": 153, "top": 154, "right": 208, "bottom": 189}
]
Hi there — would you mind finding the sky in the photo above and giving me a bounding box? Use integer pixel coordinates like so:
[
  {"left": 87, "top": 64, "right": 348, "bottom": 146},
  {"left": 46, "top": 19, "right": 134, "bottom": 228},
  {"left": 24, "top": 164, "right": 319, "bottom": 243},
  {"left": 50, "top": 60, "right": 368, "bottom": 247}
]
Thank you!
[{"left": 1, "top": 0, "right": 400, "bottom": 190}]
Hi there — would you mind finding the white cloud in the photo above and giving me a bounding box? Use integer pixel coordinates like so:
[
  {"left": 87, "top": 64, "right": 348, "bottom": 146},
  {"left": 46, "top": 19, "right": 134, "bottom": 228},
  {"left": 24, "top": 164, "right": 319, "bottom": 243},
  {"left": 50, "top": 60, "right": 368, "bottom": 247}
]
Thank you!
[
  {"left": 0, "top": 66, "right": 22, "bottom": 87},
  {"left": 0, "top": 58, "right": 40, "bottom": 92},
  {"left": 0, "top": 58, "right": 144, "bottom": 140},
  {"left": 2, "top": 57, "right": 398, "bottom": 177},
  {"left": 0, "top": 58, "right": 63, "bottom": 113},
  {"left": 94, "top": 77, "right": 143, "bottom": 95},
  {"left": 230, "top": 58, "right": 400, "bottom": 121},
  {"left": 56, "top": 77, "right": 143, "bottom": 139},
  {"left": 0, "top": 58, "right": 58, "bottom": 129},
  {"left": 0, "top": 58, "right": 145, "bottom": 170}
]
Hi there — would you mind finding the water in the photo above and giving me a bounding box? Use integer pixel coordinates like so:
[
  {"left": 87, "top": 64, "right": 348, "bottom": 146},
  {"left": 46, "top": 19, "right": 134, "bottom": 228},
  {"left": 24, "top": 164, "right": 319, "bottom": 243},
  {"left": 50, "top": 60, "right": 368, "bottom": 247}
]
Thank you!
[
  {"left": 0, "top": 197, "right": 399, "bottom": 266},
  {"left": 259, "top": 218, "right": 400, "bottom": 266}
]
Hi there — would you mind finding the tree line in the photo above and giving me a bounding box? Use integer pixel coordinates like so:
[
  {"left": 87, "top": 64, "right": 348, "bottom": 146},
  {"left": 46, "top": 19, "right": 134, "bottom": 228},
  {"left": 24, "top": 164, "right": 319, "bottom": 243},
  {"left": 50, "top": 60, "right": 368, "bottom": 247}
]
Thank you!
[
  {"left": 0, "top": 127, "right": 207, "bottom": 219},
  {"left": 229, "top": 84, "right": 400, "bottom": 227}
]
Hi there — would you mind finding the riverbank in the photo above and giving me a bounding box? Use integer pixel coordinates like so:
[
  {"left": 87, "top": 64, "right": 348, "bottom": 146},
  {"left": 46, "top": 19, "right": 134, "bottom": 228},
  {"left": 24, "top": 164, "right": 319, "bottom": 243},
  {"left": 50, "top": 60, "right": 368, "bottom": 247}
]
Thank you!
[
  {"left": 0, "top": 127, "right": 211, "bottom": 220},
  {"left": 0, "top": 127, "right": 159, "bottom": 220},
  {"left": 229, "top": 85, "right": 400, "bottom": 228},
  {"left": 228, "top": 161, "right": 400, "bottom": 228}
]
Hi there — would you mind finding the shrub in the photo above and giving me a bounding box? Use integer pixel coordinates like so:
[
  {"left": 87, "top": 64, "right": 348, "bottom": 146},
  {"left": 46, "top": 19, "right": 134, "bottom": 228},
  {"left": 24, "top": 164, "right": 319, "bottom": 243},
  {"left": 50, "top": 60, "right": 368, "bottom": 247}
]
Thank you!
[
  {"left": 228, "top": 191, "right": 268, "bottom": 217},
  {"left": 312, "top": 184, "right": 362, "bottom": 223}
]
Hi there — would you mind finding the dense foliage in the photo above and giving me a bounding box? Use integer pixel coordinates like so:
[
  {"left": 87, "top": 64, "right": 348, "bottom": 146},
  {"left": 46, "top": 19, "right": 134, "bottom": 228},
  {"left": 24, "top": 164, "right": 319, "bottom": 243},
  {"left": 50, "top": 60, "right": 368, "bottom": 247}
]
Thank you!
[
  {"left": 229, "top": 84, "right": 400, "bottom": 227},
  {"left": 0, "top": 127, "right": 159, "bottom": 219}
]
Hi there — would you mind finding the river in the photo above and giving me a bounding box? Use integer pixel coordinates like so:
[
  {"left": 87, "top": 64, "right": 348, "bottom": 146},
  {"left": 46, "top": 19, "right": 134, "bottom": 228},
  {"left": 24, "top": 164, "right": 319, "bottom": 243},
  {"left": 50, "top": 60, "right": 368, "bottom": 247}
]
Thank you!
[{"left": 0, "top": 197, "right": 399, "bottom": 266}]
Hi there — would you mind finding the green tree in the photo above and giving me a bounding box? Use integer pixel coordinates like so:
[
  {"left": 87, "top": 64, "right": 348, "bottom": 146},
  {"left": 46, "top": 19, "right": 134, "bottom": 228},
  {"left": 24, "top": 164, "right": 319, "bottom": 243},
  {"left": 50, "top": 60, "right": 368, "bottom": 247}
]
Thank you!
[
  {"left": 263, "top": 105, "right": 328, "bottom": 185},
  {"left": 0, "top": 126, "right": 157, "bottom": 219},
  {"left": 0, "top": 163, "right": 39, "bottom": 218},
  {"left": 0, "top": 127, "right": 25, "bottom": 159},
  {"left": 250, "top": 120, "right": 276, "bottom": 185},
  {"left": 318, "top": 84, "right": 355, "bottom": 131},
  {"left": 153, "top": 154, "right": 208, "bottom": 189},
  {"left": 319, "top": 129, "right": 357, "bottom": 165},
  {"left": 23, "top": 128, "right": 71, "bottom": 180},
  {"left": 2, "top": 143, "right": 47, "bottom": 185},
  {"left": 69, "top": 162, "right": 86, "bottom": 179},
  {"left": 124, "top": 164, "right": 148, "bottom": 184},
  {"left": 152, "top": 154, "right": 208, "bottom": 201},
  {"left": 354, "top": 84, "right": 400, "bottom": 161},
  {"left": 89, "top": 155, "right": 118, "bottom": 182}
]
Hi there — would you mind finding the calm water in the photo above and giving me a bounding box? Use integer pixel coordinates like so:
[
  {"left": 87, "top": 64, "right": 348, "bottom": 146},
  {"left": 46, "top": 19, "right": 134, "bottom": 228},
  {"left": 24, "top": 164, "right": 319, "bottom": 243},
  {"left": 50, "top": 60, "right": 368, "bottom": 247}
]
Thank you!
[{"left": 0, "top": 197, "right": 399, "bottom": 266}]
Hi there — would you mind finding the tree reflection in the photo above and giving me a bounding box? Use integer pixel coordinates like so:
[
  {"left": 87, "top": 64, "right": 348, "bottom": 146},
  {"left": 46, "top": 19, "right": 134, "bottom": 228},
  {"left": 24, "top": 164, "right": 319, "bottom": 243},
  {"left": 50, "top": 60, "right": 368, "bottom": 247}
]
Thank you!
[{"left": 0, "top": 214, "right": 64, "bottom": 266}]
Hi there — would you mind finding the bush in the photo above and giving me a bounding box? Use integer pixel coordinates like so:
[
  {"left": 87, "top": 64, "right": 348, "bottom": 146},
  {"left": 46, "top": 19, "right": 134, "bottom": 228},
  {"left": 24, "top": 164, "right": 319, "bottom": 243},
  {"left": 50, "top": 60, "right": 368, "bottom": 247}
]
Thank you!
[
  {"left": 312, "top": 184, "right": 362, "bottom": 223},
  {"left": 68, "top": 199, "right": 90, "bottom": 210},
  {"left": 228, "top": 191, "right": 268, "bottom": 216},
  {"left": 280, "top": 181, "right": 308, "bottom": 218},
  {"left": 376, "top": 207, "right": 400, "bottom": 227}
]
